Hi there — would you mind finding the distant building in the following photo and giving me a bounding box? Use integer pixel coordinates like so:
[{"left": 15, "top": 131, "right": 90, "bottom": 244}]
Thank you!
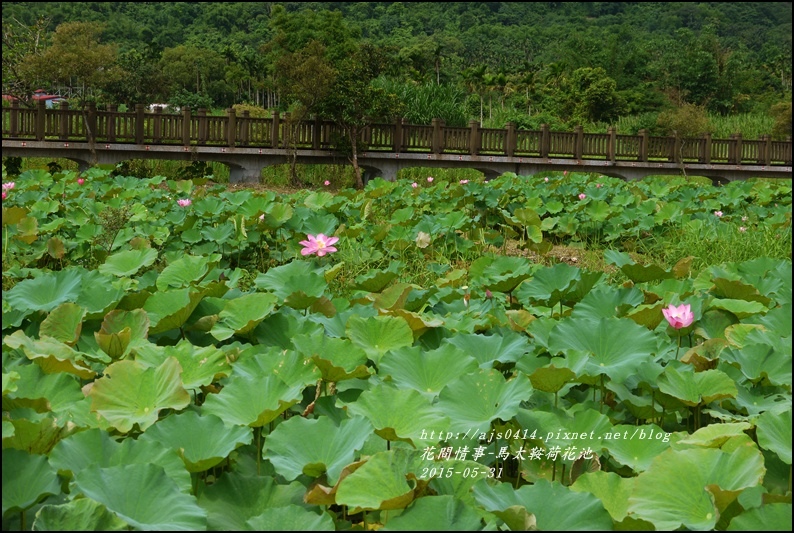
[{"left": 2, "top": 89, "right": 68, "bottom": 108}]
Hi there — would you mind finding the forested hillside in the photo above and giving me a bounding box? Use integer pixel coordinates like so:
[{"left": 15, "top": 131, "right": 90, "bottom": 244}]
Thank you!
[{"left": 2, "top": 2, "right": 792, "bottom": 136}]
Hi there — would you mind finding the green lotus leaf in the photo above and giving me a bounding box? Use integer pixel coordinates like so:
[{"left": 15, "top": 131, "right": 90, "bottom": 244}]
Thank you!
[
  {"left": 94, "top": 309, "right": 150, "bottom": 359},
  {"left": 724, "top": 323, "right": 768, "bottom": 348},
  {"left": 469, "top": 255, "right": 534, "bottom": 293},
  {"left": 197, "top": 473, "right": 306, "bottom": 531},
  {"left": 155, "top": 254, "right": 220, "bottom": 290},
  {"left": 2, "top": 416, "right": 79, "bottom": 455},
  {"left": 73, "top": 463, "right": 207, "bottom": 530},
  {"left": 98, "top": 248, "right": 159, "bottom": 277},
  {"left": 711, "top": 277, "right": 772, "bottom": 306},
  {"left": 657, "top": 366, "right": 738, "bottom": 406},
  {"left": 88, "top": 357, "right": 190, "bottom": 433},
  {"left": 3, "top": 330, "right": 95, "bottom": 379},
  {"left": 49, "top": 428, "right": 191, "bottom": 492},
  {"left": 721, "top": 343, "right": 792, "bottom": 387},
  {"left": 571, "top": 471, "right": 636, "bottom": 522},
  {"left": 570, "top": 285, "right": 644, "bottom": 320},
  {"left": 386, "top": 309, "right": 444, "bottom": 340},
  {"left": 529, "top": 365, "right": 576, "bottom": 394},
  {"left": 254, "top": 260, "right": 327, "bottom": 306},
  {"left": 677, "top": 422, "right": 751, "bottom": 448},
  {"left": 755, "top": 409, "right": 792, "bottom": 464},
  {"left": 604, "top": 249, "right": 634, "bottom": 269},
  {"left": 2, "top": 371, "right": 19, "bottom": 396},
  {"left": 2, "top": 449, "right": 61, "bottom": 515},
  {"left": 444, "top": 330, "right": 531, "bottom": 368},
  {"left": 346, "top": 314, "right": 414, "bottom": 364},
  {"left": 346, "top": 383, "right": 450, "bottom": 445},
  {"left": 379, "top": 345, "right": 479, "bottom": 400},
  {"left": 727, "top": 503, "right": 793, "bottom": 531},
  {"left": 201, "top": 373, "right": 304, "bottom": 427},
  {"left": 263, "top": 415, "right": 372, "bottom": 485},
  {"left": 694, "top": 308, "right": 739, "bottom": 340},
  {"left": 381, "top": 495, "right": 483, "bottom": 531},
  {"left": 353, "top": 262, "right": 401, "bottom": 292},
  {"left": 548, "top": 317, "right": 658, "bottom": 382},
  {"left": 731, "top": 386, "right": 790, "bottom": 417},
  {"left": 3, "top": 205, "right": 29, "bottom": 225},
  {"left": 474, "top": 478, "right": 613, "bottom": 531},
  {"left": 515, "top": 262, "right": 580, "bottom": 308},
  {"left": 134, "top": 339, "right": 232, "bottom": 390},
  {"left": 335, "top": 449, "right": 421, "bottom": 512},
  {"left": 437, "top": 369, "right": 532, "bottom": 435},
  {"left": 232, "top": 346, "right": 320, "bottom": 389},
  {"left": 39, "top": 302, "right": 86, "bottom": 346},
  {"left": 299, "top": 211, "right": 338, "bottom": 237},
  {"left": 292, "top": 333, "right": 371, "bottom": 382},
  {"left": 73, "top": 270, "right": 127, "bottom": 318},
  {"left": 210, "top": 292, "right": 278, "bottom": 341},
  {"left": 15, "top": 215, "right": 38, "bottom": 243},
  {"left": 626, "top": 302, "right": 665, "bottom": 330},
  {"left": 32, "top": 498, "right": 129, "bottom": 531},
  {"left": 621, "top": 262, "right": 675, "bottom": 283},
  {"left": 246, "top": 505, "right": 336, "bottom": 531},
  {"left": 709, "top": 298, "right": 768, "bottom": 319},
  {"left": 201, "top": 224, "right": 234, "bottom": 243},
  {"left": 255, "top": 308, "right": 325, "bottom": 348},
  {"left": 139, "top": 411, "right": 252, "bottom": 472},
  {"left": 2, "top": 364, "right": 83, "bottom": 416},
  {"left": 600, "top": 424, "right": 674, "bottom": 472},
  {"left": 143, "top": 287, "right": 206, "bottom": 334},
  {"left": 756, "top": 303, "right": 791, "bottom": 337},
  {"left": 261, "top": 202, "right": 293, "bottom": 229},
  {"left": 628, "top": 442, "right": 765, "bottom": 530},
  {"left": 4, "top": 268, "right": 83, "bottom": 315}
]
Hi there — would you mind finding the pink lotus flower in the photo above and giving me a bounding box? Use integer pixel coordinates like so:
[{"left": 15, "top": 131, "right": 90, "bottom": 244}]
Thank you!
[
  {"left": 544, "top": 177, "right": 549, "bottom": 183},
  {"left": 2, "top": 182, "right": 15, "bottom": 190},
  {"left": 1, "top": 191, "right": 6, "bottom": 200},
  {"left": 324, "top": 180, "right": 330, "bottom": 186},
  {"left": 300, "top": 233, "right": 339, "bottom": 257},
  {"left": 663, "top": 303, "right": 694, "bottom": 329},
  {"left": 177, "top": 198, "right": 192, "bottom": 207},
  {"left": 459, "top": 180, "right": 469, "bottom": 184},
  {"left": 259, "top": 214, "right": 265, "bottom": 221},
  {"left": 427, "top": 176, "right": 434, "bottom": 183},
  {"left": 411, "top": 182, "right": 418, "bottom": 188},
  {"left": 741, "top": 216, "right": 748, "bottom": 222},
  {"left": 714, "top": 211, "right": 723, "bottom": 217},
  {"left": 596, "top": 183, "right": 603, "bottom": 188},
  {"left": 578, "top": 193, "right": 587, "bottom": 200},
  {"left": 563, "top": 171, "right": 568, "bottom": 177},
  {"left": 739, "top": 226, "right": 747, "bottom": 232},
  {"left": 77, "top": 178, "right": 85, "bottom": 185}
]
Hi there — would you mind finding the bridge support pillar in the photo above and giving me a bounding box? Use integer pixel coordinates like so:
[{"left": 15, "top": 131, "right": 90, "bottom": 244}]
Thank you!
[{"left": 228, "top": 163, "right": 263, "bottom": 184}]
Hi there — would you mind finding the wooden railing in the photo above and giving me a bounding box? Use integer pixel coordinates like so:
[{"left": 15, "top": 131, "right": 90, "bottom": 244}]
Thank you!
[{"left": 3, "top": 100, "right": 792, "bottom": 167}]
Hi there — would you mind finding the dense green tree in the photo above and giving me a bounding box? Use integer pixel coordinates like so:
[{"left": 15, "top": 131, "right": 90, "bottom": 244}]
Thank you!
[
  {"left": 2, "top": 16, "right": 49, "bottom": 105},
  {"left": 315, "top": 42, "right": 404, "bottom": 189}
]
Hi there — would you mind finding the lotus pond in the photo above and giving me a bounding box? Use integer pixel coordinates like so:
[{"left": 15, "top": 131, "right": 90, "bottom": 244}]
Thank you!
[{"left": 2, "top": 167, "right": 792, "bottom": 531}]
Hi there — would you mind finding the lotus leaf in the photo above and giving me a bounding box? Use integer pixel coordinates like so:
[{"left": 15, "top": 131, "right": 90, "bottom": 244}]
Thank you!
[
  {"left": 88, "top": 357, "right": 190, "bottom": 432},
  {"left": 32, "top": 498, "right": 129, "bottom": 531},
  {"left": 2, "top": 449, "right": 60, "bottom": 516},
  {"left": 73, "top": 463, "right": 207, "bottom": 530}
]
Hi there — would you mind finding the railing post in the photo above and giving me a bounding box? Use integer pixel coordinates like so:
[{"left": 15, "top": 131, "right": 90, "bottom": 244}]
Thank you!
[
  {"left": 152, "top": 106, "right": 162, "bottom": 143},
  {"left": 281, "top": 112, "right": 291, "bottom": 149},
  {"left": 59, "top": 101, "right": 70, "bottom": 140},
  {"left": 107, "top": 104, "right": 117, "bottom": 143},
  {"left": 540, "top": 124, "right": 550, "bottom": 158},
  {"left": 468, "top": 120, "right": 480, "bottom": 155},
  {"left": 182, "top": 106, "right": 191, "bottom": 146},
  {"left": 393, "top": 117, "right": 404, "bottom": 152},
  {"left": 197, "top": 108, "right": 208, "bottom": 144},
  {"left": 505, "top": 122, "right": 516, "bottom": 157},
  {"left": 313, "top": 115, "right": 321, "bottom": 150},
  {"left": 732, "top": 133, "right": 743, "bottom": 164},
  {"left": 271, "top": 110, "right": 280, "bottom": 149},
  {"left": 607, "top": 126, "right": 616, "bottom": 162},
  {"left": 762, "top": 135, "right": 771, "bottom": 165},
  {"left": 227, "top": 107, "right": 236, "bottom": 146},
  {"left": 671, "top": 130, "right": 680, "bottom": 163},
  {"left": 703, "top": 132, "right": 712, "bottom": 164},
  {"left": 9, "top": 100, "right": 19, "bottom": 137},
  {"left": 638, "top": 129, "right": 648, "bottom": 162},
  {"left": 86, "top": 102, "right": 97, "bottom": 144},
  {"left": 240, "top": 111, "right": 250, "bottom": 145},
  {"left": 135, "top": 104, "right": 145, "bottom": 144},
  {"left": 574, "top": 125, "right": 583, "bottom": 159},
  {"left": 35, "top": 98, "right": 46, "bottom": 141},
  {"left": 432, "top": 118, "right": 444, "bottom": 154}
]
